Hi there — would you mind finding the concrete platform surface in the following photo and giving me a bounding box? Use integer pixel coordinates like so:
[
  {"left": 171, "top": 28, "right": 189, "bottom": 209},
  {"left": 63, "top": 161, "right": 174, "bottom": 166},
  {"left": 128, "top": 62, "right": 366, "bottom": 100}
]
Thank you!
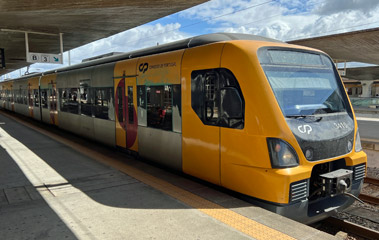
[{"left": 0, "top": 111, "right": 336, "bottom": 240}]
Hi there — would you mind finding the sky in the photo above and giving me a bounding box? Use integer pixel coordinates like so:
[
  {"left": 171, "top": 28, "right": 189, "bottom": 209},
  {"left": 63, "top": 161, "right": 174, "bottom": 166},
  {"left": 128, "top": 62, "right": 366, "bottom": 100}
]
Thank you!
[{"left": 2, "top": 0, "right": 379, "bottom": 80}]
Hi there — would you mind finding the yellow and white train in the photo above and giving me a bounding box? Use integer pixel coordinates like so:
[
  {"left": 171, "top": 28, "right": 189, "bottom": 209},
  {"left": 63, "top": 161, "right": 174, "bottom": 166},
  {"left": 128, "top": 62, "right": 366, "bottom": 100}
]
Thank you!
[{"left": 0, "top": 33, "right": 367, "bottom": 223}]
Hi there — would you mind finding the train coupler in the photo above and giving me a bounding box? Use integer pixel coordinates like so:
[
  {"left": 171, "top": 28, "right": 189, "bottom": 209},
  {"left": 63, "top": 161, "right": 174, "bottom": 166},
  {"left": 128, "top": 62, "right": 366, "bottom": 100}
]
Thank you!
[{"left": 319, "top": 169, "right": 353, "bottom": 197}]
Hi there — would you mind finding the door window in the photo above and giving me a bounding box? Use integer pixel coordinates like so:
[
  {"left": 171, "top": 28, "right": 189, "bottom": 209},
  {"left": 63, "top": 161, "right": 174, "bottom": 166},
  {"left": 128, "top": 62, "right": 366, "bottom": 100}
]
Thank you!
[{"left": 191, "top": 68, "right": 244, "bottom": 129}]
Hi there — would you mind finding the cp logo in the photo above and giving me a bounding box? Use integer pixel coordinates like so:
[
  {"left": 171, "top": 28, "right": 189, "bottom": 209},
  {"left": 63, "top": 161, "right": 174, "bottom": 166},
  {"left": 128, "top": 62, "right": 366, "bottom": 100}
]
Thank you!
[
  {"left": 298, "top": 124, "right": 312, "bottom": 134},
  {"left": 139, "top": 63, "right": 149, "bottom": 73}
]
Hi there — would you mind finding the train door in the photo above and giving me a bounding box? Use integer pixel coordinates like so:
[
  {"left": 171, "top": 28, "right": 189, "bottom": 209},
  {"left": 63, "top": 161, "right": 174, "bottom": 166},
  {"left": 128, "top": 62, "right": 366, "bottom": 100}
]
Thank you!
[
  {"left": 115, "top": 77, "right": 126, "bottom": 148},
  {"left": 126, "top": 77, "right": 138, "bottom": 151},
  {"left": 10, "top": 85, "right": 14, "bottom": 112},
  {"left": 6, "top": 83, "right": 14, "bottom": 111},
  {"left": 5, "top": 89, "right": 9, "bottom": 109},
  {"left": 114, "top": 58, "right": 138, "bottom": 150},
  {"left": 0, "top": 86, "right": 3, "bottom": 109},
  {"left": 28, "top": 82, "right": 34, "bottom": 118},
  {"left": 48, "top": 81, "right": 58, "bottom": 126},
  {"left": 181, "top": 44, "right": 224, "bottom": 185}
]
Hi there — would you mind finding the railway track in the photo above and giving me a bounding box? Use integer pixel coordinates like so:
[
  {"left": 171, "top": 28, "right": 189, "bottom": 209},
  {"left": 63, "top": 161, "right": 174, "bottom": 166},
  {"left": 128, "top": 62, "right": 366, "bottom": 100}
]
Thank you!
[
  {"left": 359, "top": 194, "right": 379, "bottom": 205},
  {"left": 359, "top": 177, "right": 379, "bottom": 205},
  {"left": 324, "top": 217, "right": 379, "bottom": 240},
  {"left": 318, "top": 177, "right": 379, "bottom": 239},
  {"left": 364, "top": 177, "right": 379, "bottom": 186}
]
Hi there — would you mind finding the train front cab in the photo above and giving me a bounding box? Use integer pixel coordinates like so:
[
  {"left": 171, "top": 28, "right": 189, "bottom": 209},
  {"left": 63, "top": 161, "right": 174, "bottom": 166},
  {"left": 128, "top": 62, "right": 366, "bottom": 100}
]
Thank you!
[{"left": 182, "top": 40, "right": 367, "bottom": 224}]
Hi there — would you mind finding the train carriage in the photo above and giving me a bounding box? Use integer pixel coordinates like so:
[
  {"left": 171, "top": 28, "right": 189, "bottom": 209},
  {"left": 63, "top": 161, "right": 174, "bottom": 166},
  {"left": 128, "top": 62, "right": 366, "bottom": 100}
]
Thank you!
[{"left": 0, "top": 33, "right": 367, "bottom": 224}]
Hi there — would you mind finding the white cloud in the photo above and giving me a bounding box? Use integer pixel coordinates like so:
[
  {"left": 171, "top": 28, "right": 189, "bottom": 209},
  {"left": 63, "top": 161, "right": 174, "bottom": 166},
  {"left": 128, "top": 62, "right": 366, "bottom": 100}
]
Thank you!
[
  {"left": 179, "top": 0, "right": 379, "bottom": 41},
  {"left": 67, "top": 23, "right": 190, "bottom": 65},
  {"left": 315, "top": 0, "right": 379, "bottom": 16},
  {"left": 2, "top": 0, "right": 379, "bottom": 80}
]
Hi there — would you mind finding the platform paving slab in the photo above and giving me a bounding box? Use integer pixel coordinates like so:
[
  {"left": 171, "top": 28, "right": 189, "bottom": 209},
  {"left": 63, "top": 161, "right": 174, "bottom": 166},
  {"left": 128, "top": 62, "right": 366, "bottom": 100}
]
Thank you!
[{"left": 0, "top": 111, "right": 337, "bottom": 240}]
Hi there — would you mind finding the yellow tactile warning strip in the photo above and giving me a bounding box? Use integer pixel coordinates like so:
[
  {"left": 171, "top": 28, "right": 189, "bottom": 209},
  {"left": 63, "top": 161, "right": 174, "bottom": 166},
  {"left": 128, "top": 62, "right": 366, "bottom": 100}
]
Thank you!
[
  {"left": 123, "top": 167, "right": 295, "bottom": 240},
  {"left": 1, "top": 111, "right": 295, "bottom": 240}
]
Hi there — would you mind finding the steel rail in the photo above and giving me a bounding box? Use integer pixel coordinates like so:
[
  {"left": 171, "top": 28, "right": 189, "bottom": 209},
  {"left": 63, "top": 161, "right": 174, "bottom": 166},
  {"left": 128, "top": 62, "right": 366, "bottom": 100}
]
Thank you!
[
  {"left": 324, "top": 217, "right": 379, "bottom": 240},
  {"left": 365, "top": 177, "right": 379, "bottom": 186},
  {"left": 359, "top": 193, "right": 379, "bottom": 205}
]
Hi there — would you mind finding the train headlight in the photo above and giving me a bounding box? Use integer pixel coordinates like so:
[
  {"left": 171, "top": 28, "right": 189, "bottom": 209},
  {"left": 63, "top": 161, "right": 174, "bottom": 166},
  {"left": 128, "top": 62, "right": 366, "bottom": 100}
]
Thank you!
[
  {"left": 347, "top": 140, "right": 353, "bottom": 152},
  {"left": 355, "top": 129, "right": 362, "bottom": 152},
  {"left": 305, "top": 148, "right": 314, "bottom": 161},
  {"left": 267, "top": 138, "right": 299, "bottom": 168}
]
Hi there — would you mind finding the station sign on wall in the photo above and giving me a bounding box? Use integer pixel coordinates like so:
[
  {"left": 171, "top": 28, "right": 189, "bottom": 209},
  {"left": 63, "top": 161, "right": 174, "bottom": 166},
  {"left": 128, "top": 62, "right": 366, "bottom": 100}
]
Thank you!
[
  {"left": 27, "top": 52, "right": 63, "bottom": 64},
  {"left": 0, "top": 48, "right": 5, "bottom": 69}
]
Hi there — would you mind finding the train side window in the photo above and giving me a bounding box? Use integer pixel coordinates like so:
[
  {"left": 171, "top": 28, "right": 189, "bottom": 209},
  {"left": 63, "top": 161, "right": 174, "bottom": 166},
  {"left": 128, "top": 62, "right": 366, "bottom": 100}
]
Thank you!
[
  {"left": 41, "top": 90, "right": 48, "bottom": 108},
  {"left": 17, "top": 89, "right": 21, "bottom": 104},
  {"left": 191, "top": 68, "right": 244, "bottom": 129},
  {"left": 59, "top": 89, "right": 68, "bottom": 112},
  {"left": 172, "top": 84, "right": 182, "bottom": 133},
  {"left": 15, "top": 89, "right": 19, "bottom": 104},
  {"left": 94, "top": 87, "right": 114, "bottom": 120},
  {"left": 34, "top": 89, "right": 39, "bottom": 107},
  {"left": 107, "top": 88, "right": 115, "bottom": 120},
  {"left": 14, "top": 89, "right": 17, "bottom": 103},
  {"left": 128, "top": 86, "right": 134, "bottom": 124},
  {"left": 147, "top": 85, "right": 172, "bottom": 131},
  {"left": 22, "top": 89, "right": 28, "bottom": 105},
  {"left": 49, "top": 86, "right": 57, "bottom": 111},
  {"left": 117, "top": 86, "right": 124, "bottom": 123},
  {"left": 80, "top": 83, "right": 93, "bottom": 117},
  {"left": 204, "top": 72, "right": 219, "bottom": 124},
  {"left": 137, "top": 85, "right": 147, "bottom": 126},
  {"left": 68, "top": 88, "right": 79, "bottom": 114},
  {"left": 94, "top": 88, "right": 105, "bottom": 119},
  {"left": 191, "top": 70, "right": 219, "bottom": 125},
  {"left": 10, "top": 90, "right": 14, "bottom": 103},
  {"left": 20, "top": 90, "right": 24, "bottom": 104}
]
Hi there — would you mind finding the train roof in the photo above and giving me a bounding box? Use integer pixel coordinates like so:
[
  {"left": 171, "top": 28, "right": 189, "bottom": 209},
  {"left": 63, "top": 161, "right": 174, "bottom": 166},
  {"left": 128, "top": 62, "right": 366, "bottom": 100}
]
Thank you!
[{"left": 2, "top": 33, "right": 283, "bottom": 82}]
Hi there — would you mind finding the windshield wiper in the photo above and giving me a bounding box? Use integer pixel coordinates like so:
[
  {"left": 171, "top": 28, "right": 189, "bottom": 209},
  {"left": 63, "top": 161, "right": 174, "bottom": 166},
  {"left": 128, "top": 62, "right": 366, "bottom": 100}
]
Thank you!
[
  {"left": 286, "top": 115, "right": 308, "bottom": 119},
  {"left": 286, "top": 115, "right": 323, "bottom": 121}
]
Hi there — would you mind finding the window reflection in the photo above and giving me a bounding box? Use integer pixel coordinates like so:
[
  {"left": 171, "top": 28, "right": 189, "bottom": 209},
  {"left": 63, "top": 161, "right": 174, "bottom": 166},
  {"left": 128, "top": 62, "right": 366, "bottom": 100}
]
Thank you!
[{"left": 147, "top": 85, "right": 172, "bottom": 131}]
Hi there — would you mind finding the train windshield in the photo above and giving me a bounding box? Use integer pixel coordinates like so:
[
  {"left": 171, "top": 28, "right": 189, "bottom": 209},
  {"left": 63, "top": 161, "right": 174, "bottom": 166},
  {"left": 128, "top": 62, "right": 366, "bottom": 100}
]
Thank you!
[{"left": 258, "top": 49, "right": 352, "bottom": 117}]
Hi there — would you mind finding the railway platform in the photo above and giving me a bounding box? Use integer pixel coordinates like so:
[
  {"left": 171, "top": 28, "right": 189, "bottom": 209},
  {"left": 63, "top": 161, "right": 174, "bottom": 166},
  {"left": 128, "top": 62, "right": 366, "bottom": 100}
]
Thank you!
[{"left": 0, "top": 110, "right": 337, "bottom": 240}]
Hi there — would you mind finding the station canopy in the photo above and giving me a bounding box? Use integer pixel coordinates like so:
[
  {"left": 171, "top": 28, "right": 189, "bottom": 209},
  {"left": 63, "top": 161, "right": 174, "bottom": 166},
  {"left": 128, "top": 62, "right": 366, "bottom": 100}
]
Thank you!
[
  {"left": 288, "top": 27, "right": 379, "bottom": 80},
  {"left": 342, "top": 66, "right": 379, "bottom": 81},
  {"left": 0, "top": 0, "right": 207, "bottom": 76}
]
